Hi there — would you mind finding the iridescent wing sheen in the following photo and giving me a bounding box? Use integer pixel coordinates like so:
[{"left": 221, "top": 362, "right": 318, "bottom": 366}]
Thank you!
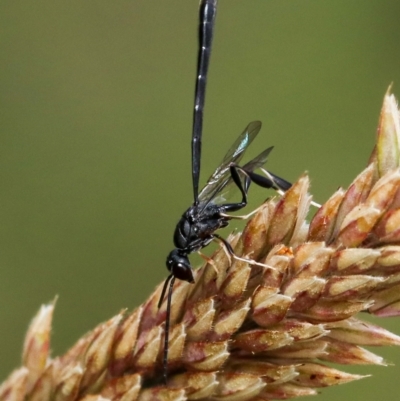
[{"left": 198, "top": 121, "right": 262, "bottom": 205}]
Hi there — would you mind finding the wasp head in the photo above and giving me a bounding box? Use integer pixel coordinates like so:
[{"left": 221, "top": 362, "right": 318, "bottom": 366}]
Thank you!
[{"left": 166, "top": 249, "right": 195, "bottom": 283}]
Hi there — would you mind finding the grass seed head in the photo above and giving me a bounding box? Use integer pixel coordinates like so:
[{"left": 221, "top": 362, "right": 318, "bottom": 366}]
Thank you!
[{"left": 2, "top": 89, "right": 400, "bottom": 401}]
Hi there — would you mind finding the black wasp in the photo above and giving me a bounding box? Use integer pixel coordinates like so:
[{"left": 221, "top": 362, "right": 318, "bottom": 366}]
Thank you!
[{"left": 158, "top": 0, "right": 291, "bottom": 382}]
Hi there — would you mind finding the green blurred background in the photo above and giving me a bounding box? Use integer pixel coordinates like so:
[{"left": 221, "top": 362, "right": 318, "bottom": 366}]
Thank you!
[{"left": 1, "top": 0, "right": 400, "bottom": 399}]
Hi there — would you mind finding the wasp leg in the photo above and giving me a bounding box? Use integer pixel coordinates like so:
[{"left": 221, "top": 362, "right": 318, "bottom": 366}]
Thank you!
[
  {"left": 213, "top": 233, "right": 275, "bottom": 270},
  {"left": 217, "top": 165, "right": 251, "bottom": 214},
  {"left": 220, "top": 202, "right": 269, "bottom": 220},
  {"left": 258, "top": 168, "right": 321, "bottom": 208},
  {"left": 219, "top": 165, "right": 289, "bottom": 220},
  {"left": 251, "top": 167, "right": 292, "bottom": 193},
  {"left": 198, "top": 250, "right": 220, "bottom": 274}
]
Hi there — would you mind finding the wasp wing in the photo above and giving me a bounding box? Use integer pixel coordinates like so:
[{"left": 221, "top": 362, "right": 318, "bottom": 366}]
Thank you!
[
  {"left": 210, "top": 146, "right": 274, "bottom": 204},
  {"left": 206, "top": 145, "right": 292, "bottom": 205},
  {"left": 198, "top": 121, "right": 262, "bottom": 205},
  {"left": 241, "top": 146, "right": 273, "bottom": 174}
]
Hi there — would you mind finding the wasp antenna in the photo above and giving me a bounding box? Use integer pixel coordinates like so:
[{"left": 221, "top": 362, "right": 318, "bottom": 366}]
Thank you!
[{"left": 162, "top": 275, "right": 176, "bottom": 384}]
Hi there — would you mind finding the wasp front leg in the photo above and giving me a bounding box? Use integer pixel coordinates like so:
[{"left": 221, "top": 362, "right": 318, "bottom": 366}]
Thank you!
[{"left": 212, "top": 233, "right": 275, "bottom": 270}]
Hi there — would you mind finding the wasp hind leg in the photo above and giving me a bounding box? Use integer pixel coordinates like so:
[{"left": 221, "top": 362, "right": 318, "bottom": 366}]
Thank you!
[{"left": 218, "top": 165, "right": 251, "bottom": 215}]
